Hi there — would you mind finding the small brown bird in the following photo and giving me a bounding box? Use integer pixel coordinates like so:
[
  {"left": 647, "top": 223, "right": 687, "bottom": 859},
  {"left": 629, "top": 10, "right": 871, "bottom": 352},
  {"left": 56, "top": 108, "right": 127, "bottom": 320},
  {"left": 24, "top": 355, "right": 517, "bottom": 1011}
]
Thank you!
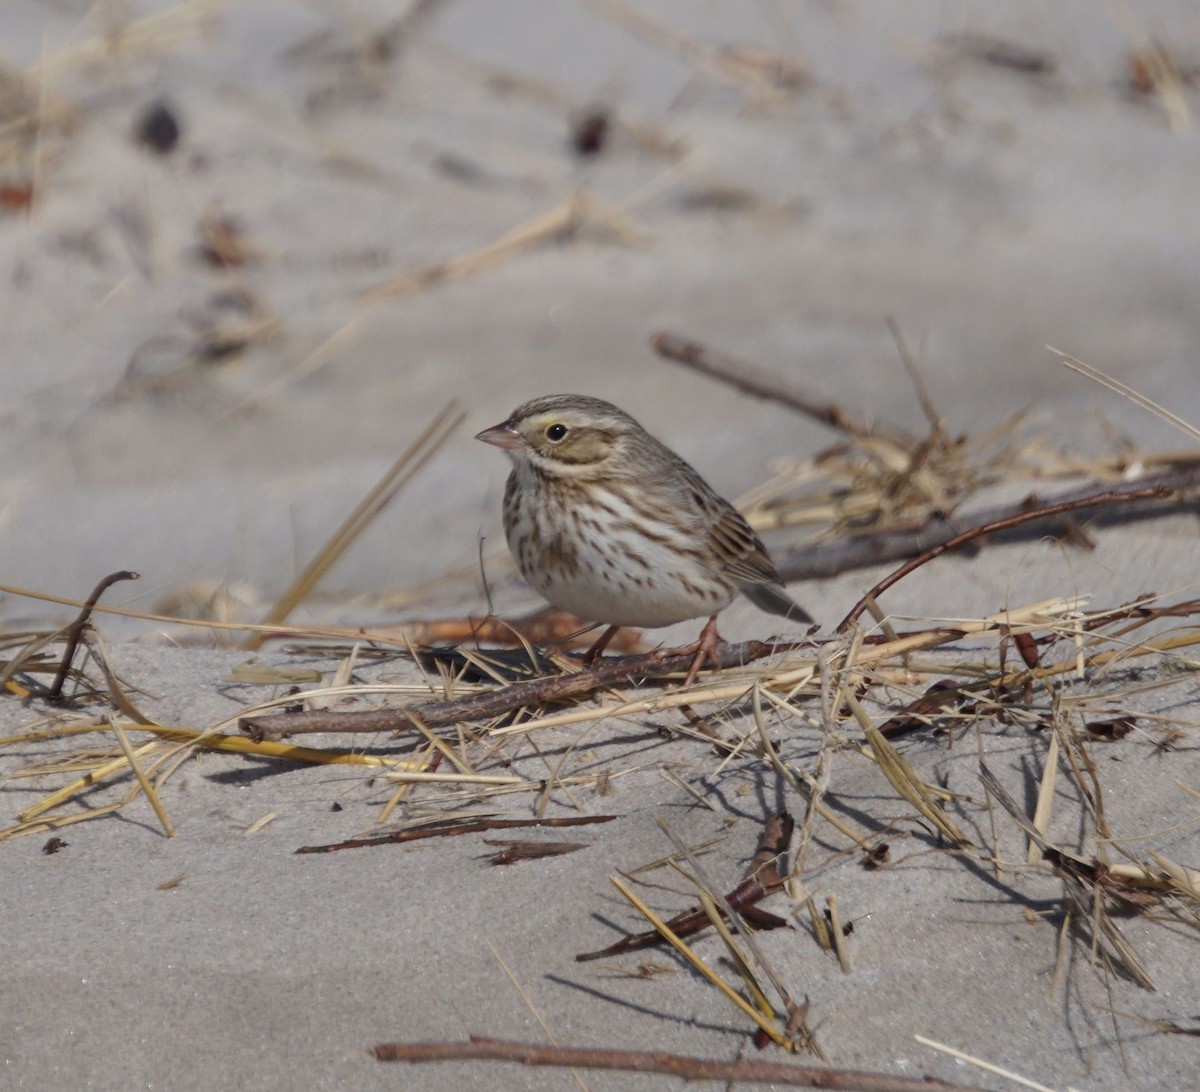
[{"left": 476, "top": 394, "right": 812, "bottom": 682}]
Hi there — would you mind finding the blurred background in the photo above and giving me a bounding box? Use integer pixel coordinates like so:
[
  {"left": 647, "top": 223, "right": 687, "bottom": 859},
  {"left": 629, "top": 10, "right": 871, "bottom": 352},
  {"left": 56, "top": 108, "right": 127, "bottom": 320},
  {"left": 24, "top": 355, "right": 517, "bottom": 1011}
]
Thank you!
[{"left": 1, "top": 0, "right": 1198, "bottom": 631}]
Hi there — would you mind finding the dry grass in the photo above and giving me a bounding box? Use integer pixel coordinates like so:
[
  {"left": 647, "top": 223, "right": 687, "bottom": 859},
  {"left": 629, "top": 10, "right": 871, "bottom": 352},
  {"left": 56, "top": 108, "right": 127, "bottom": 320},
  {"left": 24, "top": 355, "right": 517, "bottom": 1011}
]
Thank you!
[
  {"left": 3, "top": 391, "right": 1197, "bottom": 920},
  {"left": 4, "top": 369, "right": 1197, "bottom": 1064},
  {"left": 2, "top": 474, "right": 1196, "bottom": 1060},
  {"left": 0, "top": 369, "right": 1194, "bottom": 1092}
]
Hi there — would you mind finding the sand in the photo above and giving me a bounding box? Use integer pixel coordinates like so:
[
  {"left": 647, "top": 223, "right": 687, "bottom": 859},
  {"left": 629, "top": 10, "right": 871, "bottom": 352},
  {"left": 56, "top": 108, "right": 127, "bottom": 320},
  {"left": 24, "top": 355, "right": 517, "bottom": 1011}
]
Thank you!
[{"left": 2, "top": 3, "right": 1200, "bottom": 1089}]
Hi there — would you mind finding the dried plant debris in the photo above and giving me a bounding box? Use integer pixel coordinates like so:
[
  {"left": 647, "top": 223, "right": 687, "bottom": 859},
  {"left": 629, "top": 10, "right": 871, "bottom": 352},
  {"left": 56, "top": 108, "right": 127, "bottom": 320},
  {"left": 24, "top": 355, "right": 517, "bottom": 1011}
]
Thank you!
[
  {"left": 361, "top": 193, "right": 651, "bottom": 303},
  {"left": 652, "top": 330, "right": 1200, "bottom": 585},
  {"left": 2, "top": 346, "right": 1199, "bottom": 1068},
  {"left": 153, "top": 581, "right": 264, "bottom": 629},
  {"left": 0, "top": 67, "right": 78, "bottom": 176},
  {"left": 484, "top": 838, "right": 587, "bottom": 865},
  {"left": 1085, "top": 715, "right": 1137, "bottom": 741},
  {"left": 428, "top": 44, "right": 685, "bottom": 160},
  {"left": 372, "top": 1036, "right": 979, "bottom": 1090},
  {"left": 4, "top": 570, "right": 1199, "bottom": 1059},
  {"left": 577, "top": 813, "right": 794, "bottom": 962},
  {"left": 296, "top": 815, "right": 615, "bottom": 855}
]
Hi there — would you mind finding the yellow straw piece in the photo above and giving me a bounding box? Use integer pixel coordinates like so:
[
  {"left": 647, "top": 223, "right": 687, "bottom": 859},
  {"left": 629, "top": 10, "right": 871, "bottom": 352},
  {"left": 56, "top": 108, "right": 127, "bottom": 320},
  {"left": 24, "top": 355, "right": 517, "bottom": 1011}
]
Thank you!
[
  {"left": 0, "top": 803, "right": 125, "bottom": 842},
  {"left": 698, "top": 893, "right": 775, "bottom": 1017},
  {"left": 243, "top": 812, "right": 278, "bottom": 835},
  {"left": 610, "top": 876, "right": 789, "bottom": 1049},
  {"left": 136, "top": 725, "right": 423, "bottom": 769},
  {"left": 914, "top": 1034, "right": 1058, "bottom": 1092},
  {"left": 19, "top": 742, "right": 157, "bottom": 822},
  {"left": 109, "top": 717, "right": 175, "bottom": 838}
]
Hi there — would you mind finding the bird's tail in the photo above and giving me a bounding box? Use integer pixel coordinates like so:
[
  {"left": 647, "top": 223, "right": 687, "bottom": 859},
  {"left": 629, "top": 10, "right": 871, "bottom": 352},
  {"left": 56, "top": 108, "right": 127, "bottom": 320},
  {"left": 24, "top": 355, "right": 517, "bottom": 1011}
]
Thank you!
[{"left": 741, "top": 582, "right": 815, "bottom": 626}]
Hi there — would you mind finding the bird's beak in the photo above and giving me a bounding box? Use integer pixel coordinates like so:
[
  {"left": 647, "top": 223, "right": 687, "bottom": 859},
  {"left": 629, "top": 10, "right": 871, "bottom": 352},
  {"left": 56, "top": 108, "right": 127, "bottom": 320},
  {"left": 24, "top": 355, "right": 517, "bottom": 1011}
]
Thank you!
[{"left": 475, "top": 421, "right": 525, "bottom": 451}]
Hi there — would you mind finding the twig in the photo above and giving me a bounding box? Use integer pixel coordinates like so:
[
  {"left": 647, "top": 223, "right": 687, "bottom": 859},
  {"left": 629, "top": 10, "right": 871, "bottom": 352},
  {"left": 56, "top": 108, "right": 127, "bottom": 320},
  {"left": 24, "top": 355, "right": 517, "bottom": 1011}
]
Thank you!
[
  {"left": 978, "top": 765, "right": 1157, "bottom": 990},
  {"left": 776, "top": 463, "right": 1200, "bottom": 583},
  {"left": 295, "top": 815, "right": 615, "bottom": 854},
  {"left": 610, "top": 874, "right": 792, "bottom": 1047},
  {"left": 108, "top": 715, "right": 174, "bottom": 838},
  {"left": 371, "top": 1036, "right": 986, "bottom": 1090},
  {"left": 576, "top": 814, "right": 792, "bottom": 962},
  {"left": 484, "top": 839, "right": 587, "bottom": 864},
  {"left": 874, "top": 680, "right": 976, "bottom": 738},
  {"left": 825, "top": 894, "right": 851, "bottom": 974},
  {"left": 659, "top": 814, "right": 793, "bottom": 999},
  {"left": 885, "top": 316, "right": 942, "bottom": 431},
  {"left": 649, "top": 331, "right": 918, "bottom": 450},
  {"left": 240, "top": 638, "right": 803, "bottom": 739},
  {"left": 913, "top": 1035, "right": 1059, "bottom": 1092},
  {"left": 45, "top": 571, "right": 139, "bottom": 701},
  {"left": 939, "top": 33, "right": 1057, "bottom": 76},
  {"left": 656, "top": 815, "right": 808, "bottom": 1047},
  {"left": 836, "top": 484, "right": 1172, "bottom": 633}
]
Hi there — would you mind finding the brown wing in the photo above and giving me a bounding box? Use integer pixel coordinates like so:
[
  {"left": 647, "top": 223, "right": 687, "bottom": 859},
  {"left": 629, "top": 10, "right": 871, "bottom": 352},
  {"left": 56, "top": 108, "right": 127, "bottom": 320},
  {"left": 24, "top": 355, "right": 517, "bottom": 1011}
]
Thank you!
[
  {"left": 706, "top": 499, "right": 779, "bottom": 585},
  {"left": 651, "top": 441, "right": 780, "bottom": 586}
]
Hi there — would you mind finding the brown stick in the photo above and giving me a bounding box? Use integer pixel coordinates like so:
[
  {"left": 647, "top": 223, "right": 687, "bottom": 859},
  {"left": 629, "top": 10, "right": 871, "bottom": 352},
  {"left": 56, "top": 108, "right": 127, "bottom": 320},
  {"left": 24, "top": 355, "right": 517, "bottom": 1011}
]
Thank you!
[
  {"left": 46, "top": 571, "right": 140, "bottom": 701},
  {"left": 649, "top": 331, "right": 919, "bottom": 450},
  {"left": 875, "top": 680, "right": 977, "bottom": 738},
  {"left": 776, "top": 464, "right": 1200, "bottom": 583},
  {"left": 241, "top": 637, "right": 803, "bottom": 739},
  {"left": 371, "top": 1036, "right": 986, "bottom": 1090},
  {"left": 1082, "top": 595, "right": 1200, "bottom": 631},
  {"left": 836, "top": 484, "right": 1172, "bottom": 633},
  {"left": 484, "top": 839, "right": 587, "bottom": 864},
  {"left": 296, "top": 815, "right": 615, "bottom": 854},
  {"left": 576, "top": 812, "right": 793, "bottom": 961}
]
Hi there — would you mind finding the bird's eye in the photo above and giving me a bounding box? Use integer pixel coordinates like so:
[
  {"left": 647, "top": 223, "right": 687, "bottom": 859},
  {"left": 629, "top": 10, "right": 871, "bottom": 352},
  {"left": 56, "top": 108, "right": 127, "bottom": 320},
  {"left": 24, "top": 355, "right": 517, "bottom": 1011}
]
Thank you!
[{"left": 545, "top": 423, "right": 568, "bottom": 442}]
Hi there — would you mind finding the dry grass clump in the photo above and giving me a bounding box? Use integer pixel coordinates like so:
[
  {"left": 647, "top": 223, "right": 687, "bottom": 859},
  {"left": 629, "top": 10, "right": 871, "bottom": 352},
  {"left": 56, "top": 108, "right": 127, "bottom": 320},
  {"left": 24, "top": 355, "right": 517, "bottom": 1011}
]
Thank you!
[
  {"left": 5, "top": 567, "right": 1196, "bottom": 1082},
  {"left": 1, "top": 351, "right": 1198, "bottom": 1085}
]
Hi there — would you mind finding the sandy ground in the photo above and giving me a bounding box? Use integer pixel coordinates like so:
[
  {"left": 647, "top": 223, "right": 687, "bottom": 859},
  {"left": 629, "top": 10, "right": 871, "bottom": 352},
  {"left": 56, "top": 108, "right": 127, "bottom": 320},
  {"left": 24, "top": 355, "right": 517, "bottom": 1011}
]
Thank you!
[{"left": 2, "top": 2, "right": 1200, "bottom": 1089}]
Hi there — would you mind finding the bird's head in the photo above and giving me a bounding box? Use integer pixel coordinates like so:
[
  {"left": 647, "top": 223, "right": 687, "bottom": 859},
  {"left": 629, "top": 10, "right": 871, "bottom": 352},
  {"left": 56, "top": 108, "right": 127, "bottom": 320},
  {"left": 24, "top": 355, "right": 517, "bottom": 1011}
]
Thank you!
[{"left": 475, "top": 394, "right": 641, "bottom": 476}]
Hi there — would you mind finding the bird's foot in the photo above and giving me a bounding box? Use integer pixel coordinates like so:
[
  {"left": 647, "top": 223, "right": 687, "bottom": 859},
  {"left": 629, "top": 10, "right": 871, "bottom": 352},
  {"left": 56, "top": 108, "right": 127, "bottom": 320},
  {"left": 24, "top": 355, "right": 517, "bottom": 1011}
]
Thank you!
[
  {"left": 582, "top": 624, "right": 623, "bottom": 667},
  {"left": 680, "top": 615, "right": 723, "bottom": 688}
]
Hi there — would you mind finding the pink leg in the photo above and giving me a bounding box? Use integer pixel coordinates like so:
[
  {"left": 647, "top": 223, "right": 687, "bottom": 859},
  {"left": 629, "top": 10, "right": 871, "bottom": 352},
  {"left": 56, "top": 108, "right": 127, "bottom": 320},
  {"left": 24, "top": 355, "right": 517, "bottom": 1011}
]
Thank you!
[
  {"left": 583, "top": 624, "right": 622, "bottom": 666},
  {"left": 681, "top": 614, "right": 723, "bottom": 688}
]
